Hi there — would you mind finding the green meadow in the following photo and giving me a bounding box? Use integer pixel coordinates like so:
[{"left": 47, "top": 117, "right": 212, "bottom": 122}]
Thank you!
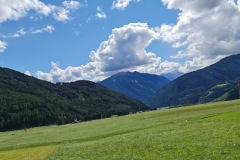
[{"left": 0, "top": 100, "right": 239, "bottom": 160}]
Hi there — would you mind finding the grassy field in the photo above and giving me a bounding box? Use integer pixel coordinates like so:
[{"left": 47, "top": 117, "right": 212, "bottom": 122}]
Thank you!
[{"left": 0, "top": 100, "right": 240, "bottom": 160}]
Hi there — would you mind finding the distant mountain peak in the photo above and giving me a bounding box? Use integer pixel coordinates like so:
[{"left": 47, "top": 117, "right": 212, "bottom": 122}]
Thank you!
[
  {"left": 161, "top": 71, "right": 184, "bottom": 80},
  {"left": 99, "top": 72, "right": 171, "bottom": 103}
]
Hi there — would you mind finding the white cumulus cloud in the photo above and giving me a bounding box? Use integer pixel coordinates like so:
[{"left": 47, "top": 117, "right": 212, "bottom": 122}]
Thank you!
[
  {"left": 0, "top": 40, "right": 7, "bottom": 53},
  {"left": 90, "top": 23, "right": 159, "bottom": 72},
  {"left": 162, "top": 0, "right": 222, "bottom": 12},
  {"left": 160, "top": 0, "right": 240, "bottom": 72},
  {"left": 36, "top": 23, "right": 180, "bottom": 82},
  {"left": 0, "top": 0, "right": 81, "bottom": 23},
  {"left": 36, "top": 62, "right": 96, "bottom": 82},
  {"left": 37, "top": 1, "right": 240, "bottom": 82},
  {"left": 24, "top": 71, "right": 32, "bottom": 76},
  {"left": 112, "top": 0, "right": 141, "bottom": 10}
]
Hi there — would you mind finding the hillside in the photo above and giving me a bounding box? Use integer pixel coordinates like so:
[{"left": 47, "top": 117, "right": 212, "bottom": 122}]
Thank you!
[
  {"left": 99, "top": 71, "right": 170, "bottom": 103},
  {"left": 0, "top": 67, "right": 148, "bottom": 131},
  {"left": 0, "top": 100, "right": 239, "bottom": 159},
  {"left": 148, "top": 54, "right": 240, "bottom": 108}
]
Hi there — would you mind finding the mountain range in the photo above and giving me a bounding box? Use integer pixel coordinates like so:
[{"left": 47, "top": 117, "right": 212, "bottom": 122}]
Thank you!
[
  {"left": 99, "top": 71, "right": 170, "bottom": 103},
  {"left": 1, "top": 54, "right": 240, "bottom": 131},
  {"left": 148, "top": 54, "right": 240, "bottom": 108},
  {"left": 0, "top": 68, "right": 148, "bottom": 131}
]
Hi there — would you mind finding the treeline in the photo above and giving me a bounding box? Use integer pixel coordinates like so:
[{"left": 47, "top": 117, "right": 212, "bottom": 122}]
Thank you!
[
  {"left": 238, "top": 79, "right": 240, "bottom": 98},
  {"left": 0, "top": 68, "right": 148, "bottom": 131}
]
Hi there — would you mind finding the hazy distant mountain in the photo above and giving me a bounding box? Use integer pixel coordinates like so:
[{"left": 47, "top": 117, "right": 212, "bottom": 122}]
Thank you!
[
  {"left": 161, "top": 72, "right": 184, "bottom": 80},
  {"left": 148, "top": 54, "right": 240, "bottom": 108},
  {"left": 99, "top": 71, "right": 171, "bottom": 103},
  {"left": 0, "top": 68, "right": 148, "bottom": 131}
]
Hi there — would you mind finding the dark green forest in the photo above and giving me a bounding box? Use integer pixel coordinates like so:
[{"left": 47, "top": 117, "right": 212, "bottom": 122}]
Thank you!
[
  {"left": 148, "top": 54, "right": 240, "bottom": 108},
  {"left": 99, "top": 71, "right": 170, "bottom": 103},
  {"left": 0, "top": 67, "right": 148, "bottom": 131}
]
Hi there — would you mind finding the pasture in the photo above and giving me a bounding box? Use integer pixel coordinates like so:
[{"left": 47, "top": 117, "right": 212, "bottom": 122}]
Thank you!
[{"left": 0, "top": 100, "right": 239, "bottom": 159}]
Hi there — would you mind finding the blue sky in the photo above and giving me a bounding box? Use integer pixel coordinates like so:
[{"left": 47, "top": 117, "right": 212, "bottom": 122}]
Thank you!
[{"left": 1, "top": 0, "right": 240, "bottom": 82}]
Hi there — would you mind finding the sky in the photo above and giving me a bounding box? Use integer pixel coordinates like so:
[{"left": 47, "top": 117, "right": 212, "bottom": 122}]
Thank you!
[{"left": 1, "top": 0, "right": 240, "bottom": 82}]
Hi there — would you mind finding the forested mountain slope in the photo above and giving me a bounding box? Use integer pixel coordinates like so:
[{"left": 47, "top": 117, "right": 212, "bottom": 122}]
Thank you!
[
  {"left": 99, "top": 71, "right": 170, "bottom": 103},
  {"left": 0, "top": 68, "right": 148, "bottom": 131},
  {"left": 148, "top": 54, "right": 240, "bottom": 108}
]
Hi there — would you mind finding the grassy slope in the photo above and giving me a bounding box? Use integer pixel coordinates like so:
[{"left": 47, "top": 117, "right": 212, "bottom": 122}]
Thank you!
[{"left": 0, "top": 100, "right": 240, "bottom": 159}]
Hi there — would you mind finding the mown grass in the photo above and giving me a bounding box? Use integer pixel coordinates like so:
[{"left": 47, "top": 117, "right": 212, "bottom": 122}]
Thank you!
[{"left": 0, "top": 100, "right": 239, "bottom": 159}]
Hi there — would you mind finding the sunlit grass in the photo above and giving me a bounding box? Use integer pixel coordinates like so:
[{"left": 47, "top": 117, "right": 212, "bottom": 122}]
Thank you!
[
  {"left": 0, "top": 100, "right": 239, "bottom": 159},
  {"left": 0, "top": 146, "right": 58, "bottom": 160}
]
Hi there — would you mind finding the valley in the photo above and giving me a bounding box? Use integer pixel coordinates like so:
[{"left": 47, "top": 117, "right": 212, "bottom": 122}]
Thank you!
[{"left": 1, "top": 1, "right": 240, "bottom": 159}]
